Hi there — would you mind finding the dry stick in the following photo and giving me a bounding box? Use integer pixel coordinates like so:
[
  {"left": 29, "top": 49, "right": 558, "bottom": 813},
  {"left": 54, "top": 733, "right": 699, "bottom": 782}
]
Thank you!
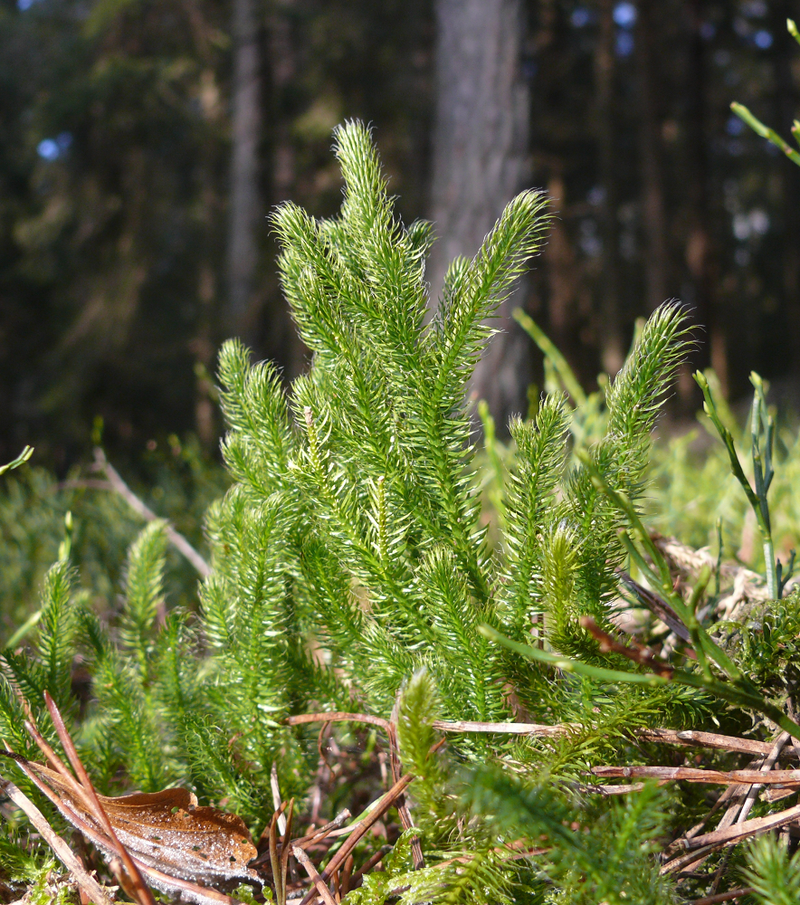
[
  {"left": 437, "top": 719, "right": 794, "bottom": 760},
  {"left": 289, "top": 712, "right": 800, "bottom": 761},
  {"left": 592, "top": 764, "right": 800, "bottom": 786},
  {"left": 93, "top": 447, "right": 210, "bottom": 578},
  {"left": 583, "top": 782, "right": 646, "bottom": 795},
  {"left": 0, "top": 776, "right": 115, "bottom": 905},
  {"left": 662, "top": 800, "right": 800, "bottom": 873},
  {"left": 636, "top": 728, "right": 797, "bottom": 759},
  {"left": 432, "top": 720, "right": 569, "bottom": 737},
  {"left": 692, "top": 888, "right": 756, "bottom": 905},
  {"left": 736, "top": 732, "right": 790, "bottom": 825},
  {"left": 298, "top": 773, "right": 414, "bottom": 905},
  {"left": 339, "top": 855, "right": 354, "bottom": 899},
  {"left": 292, "top": 808, "right": 351, "bottom": 849},
  {"left": 286, "top": 712, "right": 392, "bottom": 733},
  {"left": 292, "top": 846, "right": 338, "bottom": 905},
  {"left": 293, "top": 811, "right": 352, "bottom": 848}
]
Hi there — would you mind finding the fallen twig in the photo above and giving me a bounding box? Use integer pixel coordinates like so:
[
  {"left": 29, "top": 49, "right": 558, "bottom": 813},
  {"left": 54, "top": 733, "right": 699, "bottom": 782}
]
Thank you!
[
  {"left": 593, "top": 764, "right": 800, "bottom": 787},
  {"left": 692, "top": 887, "right": 755, "bottom": 904},
  {"left": 635, "top": 728, "right": 797, "bottom": 758},
  {"left": 92, "top": 447, "right": 210, "bottom": 577},
  {"left": 286, "top": 712, "right": 391, "bottom": 732},
  {"left": 662, "top": 800, "right": 800, "bottom": 873},
  {"left": 298, "top": 773, "right": 413, "bottom": 905},
  {"left": 292, "top": 847, "right": 338, "bottom": 905}
]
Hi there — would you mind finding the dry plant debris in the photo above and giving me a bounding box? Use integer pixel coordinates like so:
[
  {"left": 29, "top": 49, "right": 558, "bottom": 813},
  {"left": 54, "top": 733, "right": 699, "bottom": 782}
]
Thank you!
[{"left": 5, "top": 693, "right": 800, "bottom": 905}]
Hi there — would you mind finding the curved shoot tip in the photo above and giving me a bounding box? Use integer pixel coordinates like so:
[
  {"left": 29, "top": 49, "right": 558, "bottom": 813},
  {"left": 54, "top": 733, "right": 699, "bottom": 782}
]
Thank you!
[{"left": 0, "top": 445, "right": 34, "bottom": 477}]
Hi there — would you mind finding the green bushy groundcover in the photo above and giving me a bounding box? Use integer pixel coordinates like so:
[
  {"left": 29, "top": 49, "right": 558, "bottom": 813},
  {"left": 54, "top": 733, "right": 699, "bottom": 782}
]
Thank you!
[{"left": 2, "top": 122, "right": 800, "bottom": 905}]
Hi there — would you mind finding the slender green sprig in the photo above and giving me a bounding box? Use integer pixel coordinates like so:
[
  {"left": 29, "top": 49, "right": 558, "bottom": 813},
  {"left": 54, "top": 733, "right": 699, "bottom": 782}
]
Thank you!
[
  {"left": 0, "top": 446, "right": 33, "bottom": 477},
  {"left": 731, "top": 101, "right": 800, "bottom": 167},
  {"left": 118, "top": 520, "right": 167, "bottom": 680},
  {"left": 695, "top": 370, "right": 779, "bottom": 598},
  {"left": 395, "top": 670, "right": 449, "bottom": 822},
  {"left": 731, "top": 21, "right": 800, "bottom": 167},
  {"left": 501, "top": 395, "right": 569, "bottom": 638},
  {"left": 476, "top": 400, "right": 507, "bottom": 531}
]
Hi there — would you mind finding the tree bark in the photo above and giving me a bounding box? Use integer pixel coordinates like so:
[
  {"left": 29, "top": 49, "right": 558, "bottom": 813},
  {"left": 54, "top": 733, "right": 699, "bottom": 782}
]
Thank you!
[
  {"left": 634, "top": 0, "right": 669, "bottom": 315},
  {"left": 428, "top": 0, "right": 532, "bottom": 429},
  {"left": 684, "top": 0, "right": 722, "bottom": 396},
  {"left": 263, "top": 1, "right": 307, "bottom": 380},
  {"left": 594, "top": 0, "right": 624, "bottom": 375},
  {"left": 225, "top": 0, "right": 262, "bottom": 347}
]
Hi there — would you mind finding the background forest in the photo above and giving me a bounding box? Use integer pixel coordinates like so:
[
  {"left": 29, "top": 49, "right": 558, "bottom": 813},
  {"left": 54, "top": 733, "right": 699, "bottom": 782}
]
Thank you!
[
  {"left": 5, "top": 4, "right": 800, "bottom": 903},
  {"left": 0, "top": 0, "right": 798, "bottom": 468}
]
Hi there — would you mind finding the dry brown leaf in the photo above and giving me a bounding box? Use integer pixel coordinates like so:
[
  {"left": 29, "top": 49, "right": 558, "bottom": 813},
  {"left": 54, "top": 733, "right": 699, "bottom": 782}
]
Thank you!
[{"left": 13, "top": 755, "right": 258, "bottom": 883}]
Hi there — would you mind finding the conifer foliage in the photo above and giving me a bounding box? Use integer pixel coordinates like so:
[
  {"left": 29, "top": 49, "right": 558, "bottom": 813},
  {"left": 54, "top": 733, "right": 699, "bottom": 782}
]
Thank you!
[{"left": 4, "top": 121, "right": 795, "bottom": 904}]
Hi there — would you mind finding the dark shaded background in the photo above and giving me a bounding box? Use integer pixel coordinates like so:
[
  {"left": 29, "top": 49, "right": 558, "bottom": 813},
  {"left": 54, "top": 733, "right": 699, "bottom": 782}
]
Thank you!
[{"left": 1, "top": 0, "right": 797, "bottom": 471}]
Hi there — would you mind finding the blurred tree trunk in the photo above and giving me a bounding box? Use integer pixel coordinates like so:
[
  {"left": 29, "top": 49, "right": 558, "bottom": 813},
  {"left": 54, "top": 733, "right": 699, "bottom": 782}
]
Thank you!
[
  {"left": 263, "top": 1, "right": 307, "bottom": 380},
  {"left": 634, "top": 0, "right": 668, "bottom": 314},
  {"left": 684, "top": 0, "right": 722, "bottom": 393},
  {"left": 226, "top": 0, "right": 262, "bottom": 347},
  {"left": 770, "top": 0, "right": 800, "bottom": 378},
  {"left": 428, "top": 0, "right": 532, "bottom": 429},
  {"left": 190, "top": 12, "right": 227, "bottom": 447},
  {"left": 194, "top": 67, "right": 225, "bottom": 448},
  {"left": 595, "top": 0, "right": 623, "bottom": 375},
  {"left": 543, "top": 170, "right": 579, "bottom": 366}
]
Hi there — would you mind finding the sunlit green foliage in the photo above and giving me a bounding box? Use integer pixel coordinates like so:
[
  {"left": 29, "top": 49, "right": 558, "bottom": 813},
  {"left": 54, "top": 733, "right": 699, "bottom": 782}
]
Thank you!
[
  {"left": 742, "top": 834, "right": 800, "bottom": 905},
  {"left": 3, "top": 122, "right": 800, "bottom": 904}
]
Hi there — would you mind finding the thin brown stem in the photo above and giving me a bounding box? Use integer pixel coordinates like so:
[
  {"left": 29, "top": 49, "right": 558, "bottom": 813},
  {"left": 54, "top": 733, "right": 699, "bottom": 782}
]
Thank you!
[{"left": 93, "top": 447, "right": 210, "bottom": 577}]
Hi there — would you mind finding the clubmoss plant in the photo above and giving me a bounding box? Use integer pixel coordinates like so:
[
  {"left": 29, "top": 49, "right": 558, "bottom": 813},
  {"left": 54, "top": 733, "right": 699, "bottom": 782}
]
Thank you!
[{"left": 3, "top": 123, "right": 800, "bottom": 904}]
